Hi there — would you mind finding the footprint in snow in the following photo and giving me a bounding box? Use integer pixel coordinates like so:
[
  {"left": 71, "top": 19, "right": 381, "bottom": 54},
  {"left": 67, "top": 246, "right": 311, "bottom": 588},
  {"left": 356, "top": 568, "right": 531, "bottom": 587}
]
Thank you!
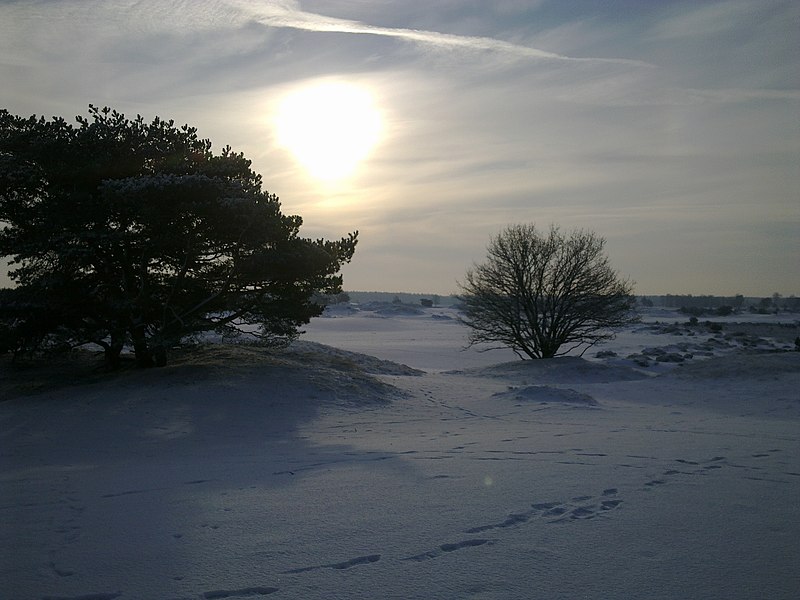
[
  {"left": 202, "top": 586, "right": 279, "bottom": 598},
  {"left": 403, "top": 539, "right": 496, "bottom": 562},
  {"left": 281, "top": 554, "right": 381, "bottom": 574},
  {"left": 466, "top": 489, "right": 625, "bottom": 533},
  {"left": 41, "top": 594, "right": 122, "bottom": 600}
]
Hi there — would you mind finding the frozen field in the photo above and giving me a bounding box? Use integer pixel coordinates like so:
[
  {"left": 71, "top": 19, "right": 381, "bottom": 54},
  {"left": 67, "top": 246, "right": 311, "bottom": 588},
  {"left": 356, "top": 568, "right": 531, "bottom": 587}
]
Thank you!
[{"left": 1, "top": 306, "right": 799, "bottom": 599}]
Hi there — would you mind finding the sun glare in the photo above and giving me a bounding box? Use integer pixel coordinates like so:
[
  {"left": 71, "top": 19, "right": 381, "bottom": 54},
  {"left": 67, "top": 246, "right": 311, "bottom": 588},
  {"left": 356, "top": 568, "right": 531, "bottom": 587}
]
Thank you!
[{"left": 274, "top": 81, "right": 382, "bottom": 182}]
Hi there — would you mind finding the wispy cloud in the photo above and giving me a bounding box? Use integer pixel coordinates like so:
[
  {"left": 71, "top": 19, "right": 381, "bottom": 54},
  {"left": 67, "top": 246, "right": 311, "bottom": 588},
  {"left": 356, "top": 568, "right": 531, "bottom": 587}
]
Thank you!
[
  {"left": 681, "top": 87, "right": 800, "bottom": 104},
  {"left": 226, "top": 0, "right": 651, "bottom": 67},
  {"left": 649, "top": 0, "right": 763, "bottom": 40}
]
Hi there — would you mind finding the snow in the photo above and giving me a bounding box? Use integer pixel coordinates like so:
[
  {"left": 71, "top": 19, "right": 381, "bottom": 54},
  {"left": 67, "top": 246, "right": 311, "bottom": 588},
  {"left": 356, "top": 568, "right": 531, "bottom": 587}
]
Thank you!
[{"left": 2, "top": 305, "right": 799, "bottom": 599}]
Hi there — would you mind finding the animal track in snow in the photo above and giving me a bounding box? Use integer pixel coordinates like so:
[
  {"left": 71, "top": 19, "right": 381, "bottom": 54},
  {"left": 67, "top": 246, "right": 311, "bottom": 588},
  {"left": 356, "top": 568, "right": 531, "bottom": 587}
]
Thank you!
[
  {"left": 202, "top": 586, "right": 279, "bottom": 598},
  {"left": 642, "top": 451, "right": 794, "bottom": 490},
  {"left": 101, "top": 487, "right": 166, "bottom": 498},
  {"left": 41, "top": 594, "right": 122, "bottom": 600},
  {"left": 329, "top": 554, "right": 382, "bottom": 570},
  {"left": 465, "top": 512, "right": 531, "bottom": 533},
  {"left": 548, "top": 497, "right": 624, "bottom": 523},
  {"left": 465, "top": 489, "right": 625, "bottom": 534},
  {"left": 571, "top": 495, "right": 593, "bottom": 502},
  {"left": 648, "top": 455, "right": 733, "bottom": 487},
  {"left": 644, "top": 479, "right": 667, "bottom": 487},
  {"left": 281, "top": 554, "right": 381, "bottom": 574},
  {"left": 403, "top": 538, "right": 496, "bottom": 562},
  {"left": 408, "top": 452, "right": 782, "bottom": 574}
]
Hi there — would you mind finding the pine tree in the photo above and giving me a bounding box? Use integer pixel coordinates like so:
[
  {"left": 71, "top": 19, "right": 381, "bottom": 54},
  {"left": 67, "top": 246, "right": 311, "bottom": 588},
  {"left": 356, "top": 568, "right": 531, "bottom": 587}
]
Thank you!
[{"left": 0, "top": 106, "right": 357, "bottom": 367}]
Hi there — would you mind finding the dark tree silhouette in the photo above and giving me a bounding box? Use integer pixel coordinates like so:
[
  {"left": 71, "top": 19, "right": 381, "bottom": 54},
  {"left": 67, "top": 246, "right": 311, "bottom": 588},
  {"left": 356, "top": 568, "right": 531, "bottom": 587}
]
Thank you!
[
  {"left": 0, "top": 105, "right": 357, "bottom": 367},
  {"left": 458, "top": 224, "right": 637, "bottom": 359}
]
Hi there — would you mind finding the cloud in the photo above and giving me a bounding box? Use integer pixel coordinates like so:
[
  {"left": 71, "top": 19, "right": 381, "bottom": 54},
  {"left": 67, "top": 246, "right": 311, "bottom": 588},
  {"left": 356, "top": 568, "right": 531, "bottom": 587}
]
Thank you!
[
  {"left": 0, "top": 0, "right": 797, "bottom": 296},
  {"left": 649, "top": 0, "right": 764, "bottom": 40},
  {"left": 225, "top": 0, "right": 651, "bottom": 67},
  {"left": 680, "top": 88, "right": 800, "bottom": 104}
]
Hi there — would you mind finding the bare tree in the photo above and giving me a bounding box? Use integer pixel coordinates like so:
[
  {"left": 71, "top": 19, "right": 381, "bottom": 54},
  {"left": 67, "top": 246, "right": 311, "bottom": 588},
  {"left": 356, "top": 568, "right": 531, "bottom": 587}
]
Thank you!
[{"left": 458, "top": 224, "right": 637, "bottom": 359}]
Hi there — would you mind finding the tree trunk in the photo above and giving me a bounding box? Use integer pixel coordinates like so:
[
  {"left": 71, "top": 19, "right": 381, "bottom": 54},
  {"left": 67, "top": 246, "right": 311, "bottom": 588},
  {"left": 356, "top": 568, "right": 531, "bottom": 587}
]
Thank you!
[
  {"left": 131, "top": 324, "right": 154, "bottom": 368},
  {"left": 104, "top": 345, "right": 121, "bottom": 369},
  {"left": 153, "top": 344, "right": 167, "bottom": 367},
  {"left": 98, "top": 331, "right": 125, "bottom": 370},
  {"left": 106, "top": 330, "right": 125, "bottom": 369}
]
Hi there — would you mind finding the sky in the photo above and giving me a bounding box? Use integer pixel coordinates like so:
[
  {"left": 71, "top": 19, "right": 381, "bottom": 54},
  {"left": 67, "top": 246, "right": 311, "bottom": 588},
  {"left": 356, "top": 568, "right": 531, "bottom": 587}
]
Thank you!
[{"left": 1, "top": 0, "right": 798, "bottom": 297}]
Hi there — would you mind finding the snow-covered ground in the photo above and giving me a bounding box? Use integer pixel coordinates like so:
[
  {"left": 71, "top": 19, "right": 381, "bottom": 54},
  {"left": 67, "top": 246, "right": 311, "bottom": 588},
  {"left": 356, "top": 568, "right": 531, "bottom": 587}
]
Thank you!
[{"left": 1, "top": 306, "right": 799, "bottom": 599}]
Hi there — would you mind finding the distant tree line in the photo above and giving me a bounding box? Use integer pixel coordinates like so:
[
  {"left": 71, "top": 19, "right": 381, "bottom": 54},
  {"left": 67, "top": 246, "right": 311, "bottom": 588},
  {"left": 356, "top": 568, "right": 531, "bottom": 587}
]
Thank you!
[
  {"left": 345, "top": 291, "right": 457, "bottom": 306},
  {"left": 641, "top": 294, "right": 799, "bottom": 313}
]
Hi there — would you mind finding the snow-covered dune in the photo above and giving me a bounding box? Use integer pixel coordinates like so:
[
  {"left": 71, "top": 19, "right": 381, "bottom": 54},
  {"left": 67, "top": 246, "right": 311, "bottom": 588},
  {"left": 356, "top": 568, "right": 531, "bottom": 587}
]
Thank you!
[{"left": 2, "top": 307, "right": 799, "bottom": 599}]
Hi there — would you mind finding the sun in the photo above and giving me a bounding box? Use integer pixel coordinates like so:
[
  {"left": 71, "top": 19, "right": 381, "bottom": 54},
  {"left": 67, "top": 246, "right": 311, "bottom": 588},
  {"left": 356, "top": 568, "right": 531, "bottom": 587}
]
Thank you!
[{"left": 274, "top": 81, "right": 383, "bottom": 182}]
